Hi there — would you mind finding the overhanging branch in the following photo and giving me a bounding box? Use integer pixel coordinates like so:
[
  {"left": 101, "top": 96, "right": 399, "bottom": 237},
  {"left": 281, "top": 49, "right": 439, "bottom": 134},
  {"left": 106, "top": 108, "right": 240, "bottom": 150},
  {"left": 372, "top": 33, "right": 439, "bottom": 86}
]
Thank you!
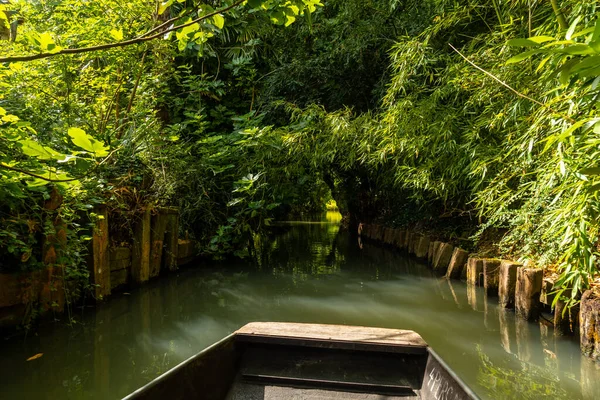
[{"left": 0, "top": 0, "right": 245, "bottom": 63}]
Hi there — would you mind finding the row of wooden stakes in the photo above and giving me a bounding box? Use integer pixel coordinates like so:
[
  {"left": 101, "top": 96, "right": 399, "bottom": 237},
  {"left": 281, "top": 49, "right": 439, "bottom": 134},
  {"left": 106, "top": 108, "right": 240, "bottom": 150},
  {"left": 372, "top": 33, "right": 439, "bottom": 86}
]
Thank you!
[{"left": 358, "top": 223, "right": 600, "bottom": 363}]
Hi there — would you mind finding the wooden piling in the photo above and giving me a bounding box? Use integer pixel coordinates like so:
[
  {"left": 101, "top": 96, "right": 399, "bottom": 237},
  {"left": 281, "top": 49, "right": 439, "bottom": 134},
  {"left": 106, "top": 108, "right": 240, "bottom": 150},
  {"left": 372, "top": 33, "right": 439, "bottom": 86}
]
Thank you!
[
  {"left": 395, "top": 229, "right": 405, "bottom": 249},
  {"left": 427, "top": 241, "right": 434, "bottom": 263},
  {"left": 499, "top": 261, "right": 521, "bottom": 309},
  {"left": 415, "top": 236, "right": 430, "bottom": 259},
  {"left": 515, "top": 267, "right": 543, "bottom": 321},
  {"left": 150, "top": 209, "right": 169, "bottom": 278},
  {"left": 403, "top": 229, "right": 411, "bottom": 250},
  {"left": 163, "top": 208, "right": 180, "bottom": 272},
  {"left": 554, "top": 299, "right": 574, "bottom": 336},
  {"left": 445, "top": 248, "right": 469, "bottom": 279},
  {"left": 429, "top": 241, "right": 441, "bottom": 266},
  {"left": 482, "top": 259, "right": 502, "bottom": 296},
  {"left": 132, "top": 208, "right": 151, "bottom": 285},
  {"left": 466, "top": 257, "right": 484, "bottom": 286},
  {"left": 433, "top": 243, "right": 454, "bottom": 276},
  {"left": 580, "top": 290, "right": 600, "bottom": 362},
  {"left": 540, "top": 277, "right": 556, "bottom": 306},
  {"left": 91, "top": 205, "right": 111, "bottom": 299}
]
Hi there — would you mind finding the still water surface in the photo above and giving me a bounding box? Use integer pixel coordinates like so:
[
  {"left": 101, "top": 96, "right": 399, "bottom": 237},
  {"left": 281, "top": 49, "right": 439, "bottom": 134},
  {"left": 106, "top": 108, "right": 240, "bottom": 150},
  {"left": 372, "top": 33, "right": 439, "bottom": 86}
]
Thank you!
[{"left": 1, "top": 214, "right": 600, "bottom": 399}]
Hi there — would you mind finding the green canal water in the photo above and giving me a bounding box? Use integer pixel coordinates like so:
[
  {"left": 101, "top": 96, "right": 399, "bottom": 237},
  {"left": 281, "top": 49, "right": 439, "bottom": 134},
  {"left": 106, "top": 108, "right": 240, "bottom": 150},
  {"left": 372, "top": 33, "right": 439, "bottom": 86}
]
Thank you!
[{"left": 1, "top": 213, "right": 599, "bottom": 399}]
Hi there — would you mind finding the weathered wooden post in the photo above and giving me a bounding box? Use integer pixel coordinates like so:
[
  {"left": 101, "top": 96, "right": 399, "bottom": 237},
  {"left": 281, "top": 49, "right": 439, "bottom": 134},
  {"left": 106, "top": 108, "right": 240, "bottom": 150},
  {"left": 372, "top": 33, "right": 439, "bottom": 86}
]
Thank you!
[
  {"left": 91, "top": 205, "right": 111, "bottom": 299},
  {"left": 395, "top": 229, "right": 405, "bottom": 249},
  {"left": 483, "top": 259, "right": 502, "bottom": 296},
  {"left": 163, "top": 207, "right": 180, "bottom": 272},
  {"left": 498, "top": 261, "right": 521, "bottom": 308},
  {"left": 515, "top": 267, "right": 543, "bottom": 320},
  {"left": 132, "top": 208, "right": 151, "bottom": 284},
  {"left": 415, "top": 236, "right": 430, "bottom": 259},
  {"left": 445, "top": 248, "right": 468, "bottom": 279},
  {"left": 433, "top": 243, "right": 454, "bottom": 276},
  {"left": 540, "top": 277, "right": 556, "bottom": 307},
  {"left": 466, "top": 257, "right": 484, "bottom": 285},
  {"left": 580, "top": 290, "right": 600, "bottom": 362},
  {"left": 109, "top": 247, "right": 130, "bottom": 290},
  {"left": 40, "top": 187, "right": 68, "bottom": 310},
  {"left": 149, "top": 208, "right": 169, "bottom": 278}
]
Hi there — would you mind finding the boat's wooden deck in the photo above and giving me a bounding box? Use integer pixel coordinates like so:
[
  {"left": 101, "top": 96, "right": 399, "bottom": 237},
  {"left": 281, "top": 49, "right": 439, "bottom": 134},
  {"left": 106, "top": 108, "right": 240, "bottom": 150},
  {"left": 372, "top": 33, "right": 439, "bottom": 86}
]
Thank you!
[{"left": 235, "top": 322, "right": 427, "bottom": 354}]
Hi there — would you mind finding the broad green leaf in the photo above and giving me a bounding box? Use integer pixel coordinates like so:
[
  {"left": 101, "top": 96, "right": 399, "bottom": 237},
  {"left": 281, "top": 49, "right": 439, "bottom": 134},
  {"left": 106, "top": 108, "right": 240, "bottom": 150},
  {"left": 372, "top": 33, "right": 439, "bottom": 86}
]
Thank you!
[
  {"left": 570, "top": 55, "right": 600, "bottom": 73},
  {"left": 212, "top": 14, "right": 225, "bottom": 29},
  {"left": 527, "top": 36, "right": 556, "bottom": 44},
  {"left": 110, "top": 28, "right": 123, "bottom": 41},
  {"left": 247, "top": 0, "right": 263, "bottom": 9},
  {"left": 535, "top": 56, "right": 551, "bottom": 73},
  {"left": 592, "top": 14, "right": 600, "bottom": 43},
  {"left": 68, "top": 127, "right": 109, "bottom": 157},
  {"left": 579, "top": 167, "right": 600, "bottom": 176},
  {"left": 158, "top": 0, "right": 174, "bottom": 15},
  {"left": 270, "top": 10, "right": 286, "bottom": 25},
  {"left": 37, "top": 32, "right": 54, "bottom": 50},
  {"left": 579, "top": 65, "right": 600, "bottom": 78},
  {"left": 559, "top": 59, "right": 580, "bottom": 85},
  {"left": 572, "top": 27, "right": 595, "bottom": 39},
  {"left": 506, "top": 50, "right": 539, "bottom": 64},
  {"left": 563, "top": 44, "right": 596, "bottom": 55},
  {"left": 285, "top": 14, "right": 296, "bottom": 27},
  {"left": 2, "top": 114, "right": 19, "bottom": 123},
  {"left": 19, "top": 139, "right": 63, "bottom": 160},
  {"left": 507, "top": 38, "right": 539, "bottom": 47}
]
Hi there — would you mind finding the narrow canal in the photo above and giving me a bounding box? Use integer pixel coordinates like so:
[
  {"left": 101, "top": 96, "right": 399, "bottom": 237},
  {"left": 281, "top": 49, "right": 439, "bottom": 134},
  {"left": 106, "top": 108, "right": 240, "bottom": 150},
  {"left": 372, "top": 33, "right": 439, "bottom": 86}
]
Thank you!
[{"left": 1, "top": 213, "right": 599, "bottom": 399}]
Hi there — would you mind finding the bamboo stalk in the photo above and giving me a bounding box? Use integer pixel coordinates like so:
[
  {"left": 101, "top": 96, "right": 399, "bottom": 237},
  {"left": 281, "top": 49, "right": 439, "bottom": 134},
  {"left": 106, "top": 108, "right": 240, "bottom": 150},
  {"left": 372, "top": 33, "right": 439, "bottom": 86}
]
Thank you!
[{"left": 550, "top": 0, "right": 569, "bottom": 30}]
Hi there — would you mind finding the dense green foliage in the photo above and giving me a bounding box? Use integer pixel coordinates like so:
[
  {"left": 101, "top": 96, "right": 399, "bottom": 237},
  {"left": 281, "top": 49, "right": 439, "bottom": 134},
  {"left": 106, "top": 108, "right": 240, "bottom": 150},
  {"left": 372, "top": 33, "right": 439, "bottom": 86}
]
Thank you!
[
  {"left": 2, "top": 0, "right": 600, "bottom": 311},
  {"left": 270, "top": 0, "right": 600, "bottom": 307}
]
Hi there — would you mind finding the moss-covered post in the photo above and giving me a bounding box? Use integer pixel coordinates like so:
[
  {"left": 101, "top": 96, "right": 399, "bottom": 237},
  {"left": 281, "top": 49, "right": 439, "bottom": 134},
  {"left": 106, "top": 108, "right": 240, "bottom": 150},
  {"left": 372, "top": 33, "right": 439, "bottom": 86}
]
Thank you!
[
  {"left": 91, "top": 205, "right": 111, "bottom": 300},
  {"left": 483, "top": 259, "right": 502, "bottom": 296},
  {"left": 466, "top": 257, "right": 484, "bottom": 285},
  {"left": 429, "top": 241, "right": 440, "bottom": 265},
  {"left": 580, "top": 290, "right": 600, "bottom": 362},
  {"left": 132, "top": 208, "right": 151, "bottom": 284},
  {"left": 149, "top": 209, "right": 169, "bottom": 278},
  {"left": 163, "top": 207, "right": 180, "bottom": 272},
  {"left": 433, "top": 243, "right": 454, "bottom": 276},
  {"left": 515, "top": 267, "right": 543, "bottom": 320},
  {"left": 415, "top": 236, "right": 430, "bottom": 259},
  {"left": 499, "top": 261, "right": 521, "bottom": 308},
  {"left": 445, "top": 248, "right": 468, "bottom": 279}
]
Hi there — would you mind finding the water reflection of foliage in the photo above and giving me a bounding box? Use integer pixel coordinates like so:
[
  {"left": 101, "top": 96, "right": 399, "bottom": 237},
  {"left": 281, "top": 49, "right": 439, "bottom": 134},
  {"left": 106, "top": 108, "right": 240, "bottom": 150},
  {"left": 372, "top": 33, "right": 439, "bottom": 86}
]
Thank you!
[
  {"left": 476, "top": 345, "right": 571, "bottom": 400},
  {"left": 255, "top": 215, "right": 344, "bottom": 281}
]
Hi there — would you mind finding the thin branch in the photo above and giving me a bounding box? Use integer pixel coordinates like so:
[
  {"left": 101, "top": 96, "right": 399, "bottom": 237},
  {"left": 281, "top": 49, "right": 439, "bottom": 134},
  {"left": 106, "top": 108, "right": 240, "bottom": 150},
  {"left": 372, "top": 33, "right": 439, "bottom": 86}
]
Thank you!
[
  {"left": 139, "top": 7, "right": 196, "bottom": 39},
  {"left": 0, "top": 163, "right": 79, "bottom": 182},
  {"left": 448, "top": 43, "right": 575, "bottom": 123},
  {"left": 0, "top": 0, "right": 245, "bottom": 63},
  {"left": 0, "top": 147, "right": 121, "bottom": 182}
]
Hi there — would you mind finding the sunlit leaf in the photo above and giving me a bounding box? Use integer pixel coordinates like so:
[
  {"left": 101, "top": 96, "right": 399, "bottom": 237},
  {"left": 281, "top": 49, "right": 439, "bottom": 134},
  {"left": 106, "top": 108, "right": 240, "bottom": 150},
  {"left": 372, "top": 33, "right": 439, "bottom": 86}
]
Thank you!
[
  {"left": 68, "top": 127, "right": 109, "bottom": 157},
  {"left": 212, "top": 14, "right": 225, "bottom": 29}
]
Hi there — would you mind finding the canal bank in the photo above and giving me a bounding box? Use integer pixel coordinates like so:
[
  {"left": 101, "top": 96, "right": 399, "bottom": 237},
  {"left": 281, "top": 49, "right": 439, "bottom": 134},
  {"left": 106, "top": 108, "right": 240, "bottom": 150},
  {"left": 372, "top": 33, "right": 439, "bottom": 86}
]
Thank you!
[
  {"left": 358, "top": 223, "right": 600, "bottom": 366},
  {"left": 0, "top": 216, "right": 599, "bottom": 399}
]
